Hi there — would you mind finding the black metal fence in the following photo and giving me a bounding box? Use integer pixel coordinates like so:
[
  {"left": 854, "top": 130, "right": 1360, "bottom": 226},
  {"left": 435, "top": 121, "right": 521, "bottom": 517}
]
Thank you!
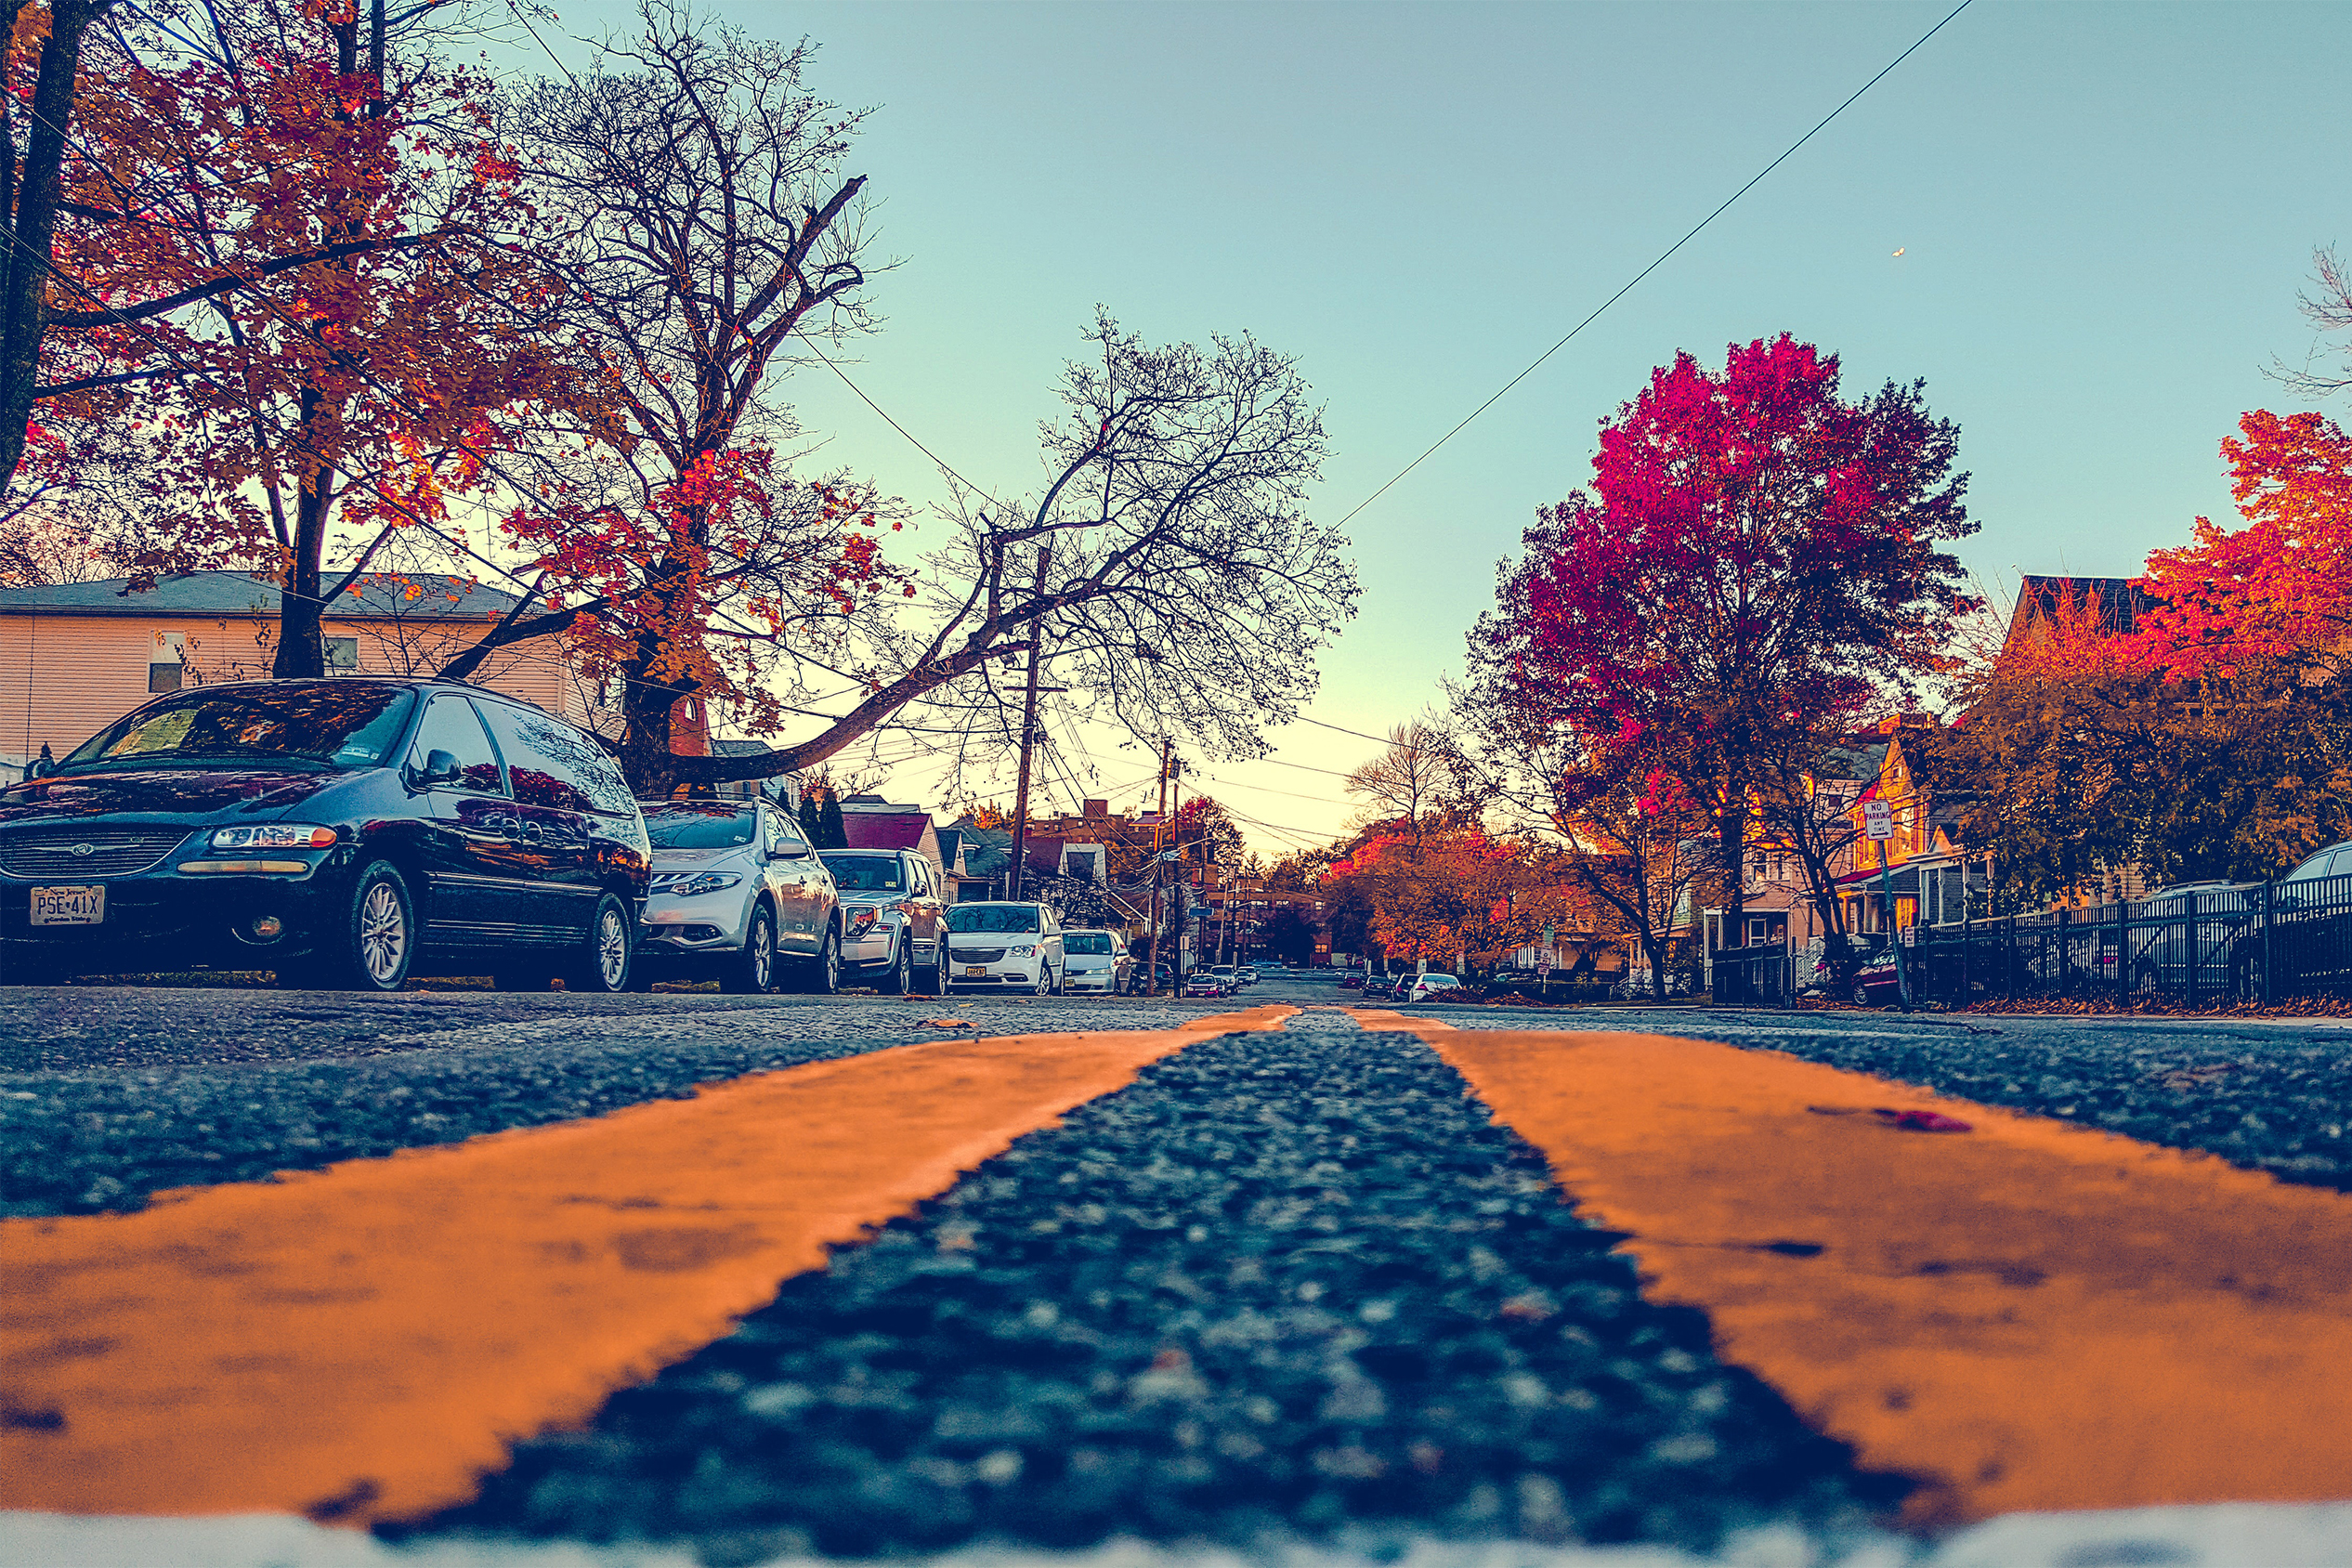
[{"left": 1710, "top": 869, "right": 2352, "bottom": 1009}]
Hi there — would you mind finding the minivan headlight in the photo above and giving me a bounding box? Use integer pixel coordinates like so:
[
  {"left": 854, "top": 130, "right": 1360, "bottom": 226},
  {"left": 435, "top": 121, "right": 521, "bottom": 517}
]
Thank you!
[
  {"left": 210, "top": 824, "right": 336, "bottom": 851},
  {"left": 656, "top": 872, "right": 741, "bottom": 896},
  {"left": 1007, "top": 944, "right": 1037, "bottom": 958}
]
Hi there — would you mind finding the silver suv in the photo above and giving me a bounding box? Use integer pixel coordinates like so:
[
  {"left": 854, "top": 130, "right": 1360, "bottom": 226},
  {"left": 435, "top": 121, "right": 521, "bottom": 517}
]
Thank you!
[
  {"left": 819, "top": 847, "right": 945, "bottom": 994},
  {"left": 942, "top": 901, "right": 1065, "bottom": 994},
  {"left": 636, "top": 799, "right": 840, "bottom": 992}
]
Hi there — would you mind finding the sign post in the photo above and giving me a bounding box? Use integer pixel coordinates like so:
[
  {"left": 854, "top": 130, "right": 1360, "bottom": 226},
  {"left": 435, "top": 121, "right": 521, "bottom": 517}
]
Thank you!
[{"left": 1862, "top": 800, "right": 1914, "bottom": 1010}]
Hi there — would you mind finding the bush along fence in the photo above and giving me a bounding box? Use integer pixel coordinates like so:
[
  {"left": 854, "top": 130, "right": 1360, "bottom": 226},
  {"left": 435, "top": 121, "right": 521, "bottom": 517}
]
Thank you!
[{"left": 1709, "top": 872, "right": 2352, "bottom": 1009}]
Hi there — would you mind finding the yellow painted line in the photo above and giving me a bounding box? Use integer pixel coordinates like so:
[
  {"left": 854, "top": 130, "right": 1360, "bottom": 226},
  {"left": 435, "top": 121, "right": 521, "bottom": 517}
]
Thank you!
[
  {"left": 1348, "top": 1009, "right": 2352, "bottom": 1524},
  {"left": 0, "top": 1005, "right": 1295, "bottom": 1525}
]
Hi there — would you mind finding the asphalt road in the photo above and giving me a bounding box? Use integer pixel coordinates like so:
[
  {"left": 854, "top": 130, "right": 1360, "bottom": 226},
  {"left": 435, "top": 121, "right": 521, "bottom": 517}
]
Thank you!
[{"left": 6, "top": 972, "right": 2351, "bottom": 1567}]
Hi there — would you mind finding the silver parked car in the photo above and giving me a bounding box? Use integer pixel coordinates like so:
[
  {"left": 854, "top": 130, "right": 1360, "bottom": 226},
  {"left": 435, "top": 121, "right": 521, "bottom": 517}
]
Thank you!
[
  {"left": 819, "top": 846, "right": 946, "bottom": 994},
  {"left": 1059, "top": 928, "right": 1130, "bottom": 994},
  {"left": 942, "top": 900, "right": 1065, "bottom": 994},
  {"left": 635, "top": 799, "right": 840, "bottom": 992}
]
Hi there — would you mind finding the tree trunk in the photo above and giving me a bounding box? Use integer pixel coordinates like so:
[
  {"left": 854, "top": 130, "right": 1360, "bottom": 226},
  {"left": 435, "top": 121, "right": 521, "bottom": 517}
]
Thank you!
[
  {"left": 272, "top": 437, "right": 332, "bottom": 678},
  {"left": 0, "top": 0, "right": 112, "bottom": 493},
  {"left": 1718, "top": 787, "right": 1747, "bottom": 949}
]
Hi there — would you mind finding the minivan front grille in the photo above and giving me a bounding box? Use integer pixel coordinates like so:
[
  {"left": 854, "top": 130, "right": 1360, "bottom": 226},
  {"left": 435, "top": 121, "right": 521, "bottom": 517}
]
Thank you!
[
  {"left": 0, "top": 826, "right": 192, "bottom": 879},
  {"left": 949, "top": 947, "right": 1008, "bottom": 964}
]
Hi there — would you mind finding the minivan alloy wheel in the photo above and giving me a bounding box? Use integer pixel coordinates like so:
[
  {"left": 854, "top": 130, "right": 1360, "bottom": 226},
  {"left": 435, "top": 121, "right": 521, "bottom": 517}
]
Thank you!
[{"left": 359, "top": 882, "right": 407, "bottom": 986}]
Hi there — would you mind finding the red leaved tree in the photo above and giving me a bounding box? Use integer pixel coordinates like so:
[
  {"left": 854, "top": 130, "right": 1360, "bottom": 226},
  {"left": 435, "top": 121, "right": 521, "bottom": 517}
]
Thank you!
[
  {"left": 1472, "top": 334, "right": 1976, "bottom": 939},
  {"left": 2130, "top": 409, "right": 2352, "bottom": 679}
]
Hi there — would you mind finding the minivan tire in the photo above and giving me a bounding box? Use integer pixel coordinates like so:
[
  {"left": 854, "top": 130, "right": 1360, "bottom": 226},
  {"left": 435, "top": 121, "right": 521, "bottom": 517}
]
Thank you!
[
  {"left": 290, "top": 861, "right": 414, "bottom": 992},
  {"left": 722, "top": 904, "right": 777, "bottom": 995},
  {"left": 567, "top": 893, "right": 634, "bottom": 994}
]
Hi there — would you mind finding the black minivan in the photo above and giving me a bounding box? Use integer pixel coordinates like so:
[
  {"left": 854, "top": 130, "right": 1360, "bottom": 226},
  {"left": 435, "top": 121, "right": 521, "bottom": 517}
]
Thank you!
[{"left": 0, "top": 678, "right": 651, "bottom": 991}]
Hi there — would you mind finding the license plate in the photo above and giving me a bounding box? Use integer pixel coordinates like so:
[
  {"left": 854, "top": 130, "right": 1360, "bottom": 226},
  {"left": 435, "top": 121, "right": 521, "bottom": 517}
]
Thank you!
[
  {"left": 965, "top": 965, "right": 987, "bottom": 976},
  {"left": 32, "top": 885, "right": 104, "bottom": 926}
]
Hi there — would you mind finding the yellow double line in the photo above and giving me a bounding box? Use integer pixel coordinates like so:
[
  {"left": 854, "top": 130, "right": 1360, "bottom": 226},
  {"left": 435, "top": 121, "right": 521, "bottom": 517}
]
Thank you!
[
  {"left": 1352, "top": 1010, "right": 2352, "bottom": 1523},
  {"left": 0, "top": 1006, "right": 1294, "bottom": 1525}
]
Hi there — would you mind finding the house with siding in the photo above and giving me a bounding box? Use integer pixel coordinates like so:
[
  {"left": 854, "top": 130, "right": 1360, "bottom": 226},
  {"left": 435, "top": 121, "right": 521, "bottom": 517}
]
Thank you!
[{"left": 0, "top": 570, "right": 601, "bottom": 779}]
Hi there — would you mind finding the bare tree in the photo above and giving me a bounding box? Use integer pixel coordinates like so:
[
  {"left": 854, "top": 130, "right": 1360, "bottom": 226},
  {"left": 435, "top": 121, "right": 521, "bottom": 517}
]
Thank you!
[
  {"left": 1342, "top": 717, "right": 1478, "bottom": 858},
  {"left": 463, "top": 299, "right": 1356, "bottom": 793},
  {"left": 438, "top": 0, "right": 886, "bottom": 791},
  {"left": 2276, "top": 245, "right": 2352, "bottom": 400}
]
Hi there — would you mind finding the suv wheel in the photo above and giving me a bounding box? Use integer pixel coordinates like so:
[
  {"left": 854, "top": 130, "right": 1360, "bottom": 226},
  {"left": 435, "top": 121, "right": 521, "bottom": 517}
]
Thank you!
[
  {"left": 291, "top": 861, "right": 414, "bottom": 992},
  {"left": 796, "top": 923, "right": 839, "bottom": 995},
  {"left": 566, "top": 893, "right": 634, "bottom": 994},
  {"left": 723, "top": 904, "right": 777, "bottom": 995},
  {"left": 877, "top": 935, "right": 911, "bottom": 996}
]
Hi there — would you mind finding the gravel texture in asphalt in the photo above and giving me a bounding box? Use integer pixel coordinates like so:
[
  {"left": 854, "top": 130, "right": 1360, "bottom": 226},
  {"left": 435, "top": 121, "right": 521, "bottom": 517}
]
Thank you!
[
  {"left": 415, "top": 1010, "right": 1900, "bottom": 1563},
  {"left": 0, "top": 987, "right": 1234, "bottom": 1218},
  {"left": 1406, "top": 1004, "right": 2352, "bottom": 1193}
]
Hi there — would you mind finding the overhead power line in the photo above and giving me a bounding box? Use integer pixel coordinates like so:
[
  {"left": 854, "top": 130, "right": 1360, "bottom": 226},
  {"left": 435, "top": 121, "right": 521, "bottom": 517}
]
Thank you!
[{"left": 1329, "top": 0, "right": 1976, "bottom": 532}]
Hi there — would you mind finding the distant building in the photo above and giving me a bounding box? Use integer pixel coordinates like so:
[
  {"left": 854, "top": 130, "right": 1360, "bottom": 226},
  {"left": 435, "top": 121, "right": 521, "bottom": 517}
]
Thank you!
[
  {"left": 838, "top": 796, "right": 946, "bottom": 885},
  {"left": 0, "top": 570, "right": 599, "bottom": 780}
]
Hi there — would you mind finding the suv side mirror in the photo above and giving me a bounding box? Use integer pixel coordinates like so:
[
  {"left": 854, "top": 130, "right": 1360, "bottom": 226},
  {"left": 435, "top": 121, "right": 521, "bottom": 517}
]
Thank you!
[{"left": 412, "top": 749, "right": 462, "bottom": 788}]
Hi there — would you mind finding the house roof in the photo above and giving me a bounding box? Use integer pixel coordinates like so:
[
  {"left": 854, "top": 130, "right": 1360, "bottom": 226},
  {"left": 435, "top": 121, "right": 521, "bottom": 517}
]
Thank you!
[
  {"left": 950, "top": 820, "right": 1013, "bottom": 878},
  {"left": 841, "top": 811, "right": 934, "bottom": 854},
  {"left": 2011, "top": 575, "right": 2157, "bottom": 640},
  {"left": 0, "top": 570, "right": 525, "bottom": 621}
]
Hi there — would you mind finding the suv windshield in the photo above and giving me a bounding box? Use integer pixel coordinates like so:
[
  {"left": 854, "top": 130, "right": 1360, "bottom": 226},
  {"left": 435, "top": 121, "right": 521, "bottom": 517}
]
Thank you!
[
  {"left": 822, "top": 853, "right": 906, "bottom": 893},
  {"left": 1065, "top": 933, "right": 1114, "bottom": 956},
  {"left": 644, "top": 804, "right": 757, "bottom": 849},
  {"left": 947, "top": 904, "right": 1040, "bottom": 934},
  {"left": 62, "top": 684, "right": 416, "bottom": 773}
]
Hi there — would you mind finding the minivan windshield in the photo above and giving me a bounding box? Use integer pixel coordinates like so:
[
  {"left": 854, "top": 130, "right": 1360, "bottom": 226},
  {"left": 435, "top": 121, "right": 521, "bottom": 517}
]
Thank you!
[
  {"left": 1065, "top": 932, "right": 1114, "bottom": 955},
  {"left": 643, "top": 804, "right": 757, "bottom": 849},
  {"left": 61, "top": 684, "right": 416, "bottom": 773},
  {"left": 821, "top": 853, "right": 906, "bottom": 893},
  {"left": 946, "top": 904, "right": 1041, "bottom": 934}
]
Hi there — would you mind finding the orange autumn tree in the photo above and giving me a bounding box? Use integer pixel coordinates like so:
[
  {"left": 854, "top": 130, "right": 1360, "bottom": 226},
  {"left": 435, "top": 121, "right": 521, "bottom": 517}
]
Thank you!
[
  {"left": 2131, "top": 410, "right": 2352, "bottom": 680},
  {"left": 49, "top": 0, "right": 597, "bottom": 672}
]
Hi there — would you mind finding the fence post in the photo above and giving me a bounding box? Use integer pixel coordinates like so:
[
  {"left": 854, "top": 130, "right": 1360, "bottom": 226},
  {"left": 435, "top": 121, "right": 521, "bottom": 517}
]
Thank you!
[
  {"left": 1958, "top": 918, "right": 1971, "bottom": 1008},
  {"left": 2181, "top": 891, "right": 2197, "bottom": 1007},
  {"left": 2006, "top": 915, "right": 2018, "bottom": 1002},
  {"left": 2260, "top": 880, "right": 2275, "bottom": 1006},
  {"left": 2056, "top": 906, "right": 2070, "bottom": 999},
  {"left": 2115, "top": 898, "right": 2129, "bottom": 1005}
]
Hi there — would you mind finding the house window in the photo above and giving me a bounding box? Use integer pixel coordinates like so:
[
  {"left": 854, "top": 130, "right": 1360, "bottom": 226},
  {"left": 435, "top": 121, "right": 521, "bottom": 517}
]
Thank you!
[
  {"left": 149, "top": 630, "right": 185, "bottom": 692},
  {"left": 326, "top": 636, "right": 359, "bottom": 671}
]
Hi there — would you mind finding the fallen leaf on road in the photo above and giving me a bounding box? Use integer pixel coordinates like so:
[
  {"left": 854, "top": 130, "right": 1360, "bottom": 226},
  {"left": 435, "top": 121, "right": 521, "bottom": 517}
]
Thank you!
[
  {"left": 920, "top": 1018, "right": 976, "bottom": 1028},
  {"left": 1872, "top": 1107, "right": 1972, "bottom": 1132}
]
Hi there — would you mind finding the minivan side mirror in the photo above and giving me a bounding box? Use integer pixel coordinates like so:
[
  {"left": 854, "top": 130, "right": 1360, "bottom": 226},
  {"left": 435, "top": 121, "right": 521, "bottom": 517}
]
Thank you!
[{"left": 412, "top": 749, "right": 463, "bottom": 788}]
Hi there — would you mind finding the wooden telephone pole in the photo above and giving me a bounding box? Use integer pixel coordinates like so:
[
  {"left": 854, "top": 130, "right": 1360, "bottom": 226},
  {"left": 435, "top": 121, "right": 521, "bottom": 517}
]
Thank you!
[
  {"left": 1147, "top": 737, "right": 1171, "bottom": 993},
  {"left": 1006, "top": 547, "right": 1051, "bottom": 901}
]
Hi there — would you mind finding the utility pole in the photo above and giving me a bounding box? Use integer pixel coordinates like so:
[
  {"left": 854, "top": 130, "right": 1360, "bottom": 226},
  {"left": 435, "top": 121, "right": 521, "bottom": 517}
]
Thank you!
[
  {"left": 1146, "top": 737, "right": 1171, "bottom": 994},
  {"left": 1168, "top": 755, "right": 1185, "bottom": 984},
  {"left": 1007, "top": 546, "right": 1050, "bottom": 904}
]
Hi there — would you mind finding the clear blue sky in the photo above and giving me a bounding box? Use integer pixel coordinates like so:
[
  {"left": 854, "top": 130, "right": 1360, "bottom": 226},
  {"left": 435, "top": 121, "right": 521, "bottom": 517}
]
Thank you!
[{"left": 511, "top": 0, "right": 2349, "bottom": 856}]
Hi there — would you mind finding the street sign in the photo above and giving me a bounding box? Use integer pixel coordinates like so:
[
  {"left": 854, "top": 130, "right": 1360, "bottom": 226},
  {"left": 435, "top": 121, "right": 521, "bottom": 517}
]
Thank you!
[{"left": 1862, "top": 800, "right": 1895, "bottom": 841}]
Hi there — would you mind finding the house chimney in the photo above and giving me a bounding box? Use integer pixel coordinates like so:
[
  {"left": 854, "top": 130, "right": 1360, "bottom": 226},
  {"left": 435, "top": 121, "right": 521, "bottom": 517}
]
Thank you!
[{"left": 1083, "top": 798, "right": 1107, "bottom": 819}]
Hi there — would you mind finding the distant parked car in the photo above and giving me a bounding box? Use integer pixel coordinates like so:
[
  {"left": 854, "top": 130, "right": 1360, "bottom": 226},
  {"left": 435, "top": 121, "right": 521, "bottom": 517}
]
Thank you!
[
  {"left": 1337, "top": 972, "right": 1365, "bottom": 989},
  {"left": 1060, "top": 928, "right": 1131, "bottom": 994},
  {"left": 638, "top": 798, "right": 840, "bottom": 993},
  {"left": 819, "top": 845, "right": 945, "bottom": 994},
  {"left": 1236, "top": 965, "right": 1260, "bottom": 986},
  {"left": 1402, "top": 973, "right": 1463, "bottom": 1003},
  {"left": 0, "top": 678, "right": 650, "bottom": 991},
  {"left": 1183, "top": 971, "right": 1228, "bottom": 999},
  {"left": 942, "top": 900, "right": 1065, "bottom": 994}
]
